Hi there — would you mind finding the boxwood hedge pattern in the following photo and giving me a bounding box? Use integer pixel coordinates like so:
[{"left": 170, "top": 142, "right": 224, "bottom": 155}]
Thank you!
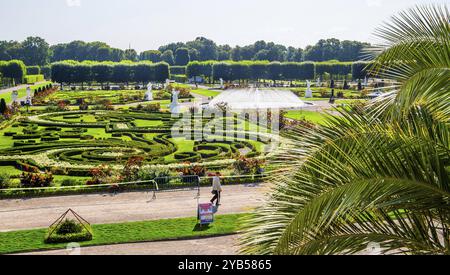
[{"left": 0, "top": 110, "right": 267, "bottom": 178}]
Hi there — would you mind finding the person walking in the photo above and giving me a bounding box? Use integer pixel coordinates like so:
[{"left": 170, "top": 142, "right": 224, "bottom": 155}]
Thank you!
[{"left": 210, "top": 172, "right": 222, "bottom": 206}]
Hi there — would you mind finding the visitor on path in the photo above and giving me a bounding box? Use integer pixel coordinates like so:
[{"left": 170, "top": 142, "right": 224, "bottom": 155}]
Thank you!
[{"left": 210, "top": 172, "right": 222, "bottom": 206}]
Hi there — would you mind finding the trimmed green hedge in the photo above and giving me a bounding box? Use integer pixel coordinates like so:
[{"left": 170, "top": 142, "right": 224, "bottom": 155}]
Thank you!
[{"left": 25, "top": 74, "right": 45, "bottom": 84}]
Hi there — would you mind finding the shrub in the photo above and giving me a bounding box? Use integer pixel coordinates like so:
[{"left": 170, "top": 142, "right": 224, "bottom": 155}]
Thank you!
[
  {"left": 0, "top": 173, "right": 11, "bottom": 189},
  {"left": 45, "top": 219, "right": 93, "bottom": 244},
  {"left": 138, "top": 166, "right": 172, "bottom": 181},
  {"left": 142, "top": 103, "right": 160, "bottom": 112},
  {"left": 233, "top": 157, "right": 265, "bottom": 175},
  {"left": 178, "top": 164, "right": 206, "bottom": 177},
  {"left": 122, "top": 156, "right": 145, "bottom": 182},
  {"left": 20, "top": 172, "right": 54, "bottom": 188},
  {"left": 56, "top": 219, "right": 82, "bottom": 235},
  {"left": 87, "top": 164, "right": 122, "bottom": 185},
  {"left": 60, "top": 178, "right": 82, "bottom": 187},
  {"left": 24, "top": 75, "right": 45, "bottom": 84}
]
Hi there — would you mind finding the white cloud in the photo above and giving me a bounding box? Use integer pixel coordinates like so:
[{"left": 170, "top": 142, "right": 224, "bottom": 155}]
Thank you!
[
  {"left": 66, "top": 0, "right": 81, "bottom": 7},
  {"left": 366, "top": 0, "right": 383, "bottom": 7}
]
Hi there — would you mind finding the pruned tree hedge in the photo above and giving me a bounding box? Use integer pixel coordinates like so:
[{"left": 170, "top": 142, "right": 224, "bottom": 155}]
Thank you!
[
  {"left": 189, "top": 60, "right": 365, "bottom": 82},
  {"left": 0, "top": 60, "right": 27, "bottom": 84},
  {"left": 51, "top": 61, "right": 170, "bottom": 86}
]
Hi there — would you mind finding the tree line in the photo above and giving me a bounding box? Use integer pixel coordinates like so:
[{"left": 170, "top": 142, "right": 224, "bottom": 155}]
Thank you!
[
  {"left": 51, "top": 61, "right": 170, "bottom": 87},
  {"left": 1, "top": 36, "right": 371, "bottom": 66},
  {"left": 187, "top": 61, "right": 371, "bottom": 82}
]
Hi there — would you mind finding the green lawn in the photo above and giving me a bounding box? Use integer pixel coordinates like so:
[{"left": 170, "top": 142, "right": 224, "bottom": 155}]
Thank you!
[
  {"left": 0, "top": 213, "right": 247, "bottom": 254},
  {"left": 165, "top": 138, "right": 196, "bottom": 162},
  {"left": 0, "top": 166, "right": 23, "bottom": 176},
  {"left": 285, "top": 110, "right": 329, "bottom": 125},
  {"left": 134, "top": 119, "right": 164, "bottom": 128},
  {"left": 172, "top": 83, "right": 220, "bottom": 98},
  {"left": 190, "top": 89, "right": 220, "bottom": 98},
  {"left": 0, "top": 82, "right": 52, "bottom": 104}
]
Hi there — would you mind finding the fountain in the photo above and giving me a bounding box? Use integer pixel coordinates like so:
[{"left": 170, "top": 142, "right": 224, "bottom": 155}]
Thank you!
[{"left": 208, "top": 88, "right": 306, "bottom": 110}]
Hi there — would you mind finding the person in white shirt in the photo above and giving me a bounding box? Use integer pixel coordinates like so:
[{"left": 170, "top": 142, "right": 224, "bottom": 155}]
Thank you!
[{"left": 210, "top": 172, "right": 222, "bottom": 206}]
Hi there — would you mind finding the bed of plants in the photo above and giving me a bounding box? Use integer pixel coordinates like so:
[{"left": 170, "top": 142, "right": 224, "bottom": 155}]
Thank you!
[{"left": 0, "top": 99, "right": 271, "bottom": 195}]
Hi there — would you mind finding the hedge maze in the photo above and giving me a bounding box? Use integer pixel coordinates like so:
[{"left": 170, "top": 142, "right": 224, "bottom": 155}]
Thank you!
[{"left": 0, "top": 109, "right": 267, "bottom": 182}]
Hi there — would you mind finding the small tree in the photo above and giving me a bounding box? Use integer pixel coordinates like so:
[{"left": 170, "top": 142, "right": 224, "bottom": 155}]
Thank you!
[{"left": 0, "top": 99, "right": 7, "bottom": 115}]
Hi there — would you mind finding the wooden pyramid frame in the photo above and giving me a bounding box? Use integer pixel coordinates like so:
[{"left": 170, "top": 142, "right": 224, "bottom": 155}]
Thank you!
[{"left": 47, "top": 208, "right": 93, "bottom": 239}]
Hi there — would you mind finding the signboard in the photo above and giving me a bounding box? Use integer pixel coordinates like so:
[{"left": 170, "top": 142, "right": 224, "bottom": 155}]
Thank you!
[{"left": 198, "top": 203, "right": 214, "bottom": 225}]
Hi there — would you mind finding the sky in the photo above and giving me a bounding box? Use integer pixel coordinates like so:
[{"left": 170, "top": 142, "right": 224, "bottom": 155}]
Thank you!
[{"left": 0, "top": 0, "right": 447, "bottom": 52}]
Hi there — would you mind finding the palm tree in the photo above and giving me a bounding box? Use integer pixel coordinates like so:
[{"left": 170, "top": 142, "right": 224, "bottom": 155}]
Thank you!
[{"left": 240, "top": 5, "right": 450, "bottom": 255}]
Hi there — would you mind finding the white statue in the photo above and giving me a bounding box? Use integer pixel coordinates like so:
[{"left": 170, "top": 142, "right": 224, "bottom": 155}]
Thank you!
[
  {"left": 165, "top": 79, "right": 171, "bottom": 89},
  {"left": 305, "top": 80, "right": 313, "bottom": 98},
  {"left": 11, "top": 90, "right": 19, "bottom": 103},
  {"left": 144, "top": 82, "right": 153, "bottom": 101},
  {"left": 25, "top": 87, "right": 33, "bottom": 106},
  {"left": 316, "top": 77, "right": 321, "bottom": 87},
  {"left": 169, "top": 90, "right": 181, "bottom": 114},
  {"left": 364, "top": 77, "right": 368, "bottom": 87},
  {"left": 220, "top": 78, "right": 224, "bottom": 89}
]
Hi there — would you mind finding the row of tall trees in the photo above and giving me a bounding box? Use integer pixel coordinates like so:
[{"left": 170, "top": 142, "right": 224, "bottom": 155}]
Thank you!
[
  {"left": 187, "top": 61, "right": 371, "bottom": 82},
  {"left": 159, "top": 37, "right": 369, "bottom": 63},
  {"left": 0, "top": 37, "right": 49, "bottom": 66},
  {"left": 1, "top": 37, "right": 371, "bottom": 66},
  {"left": 51, "top": 61, "right": 170, "bottom": 87}
]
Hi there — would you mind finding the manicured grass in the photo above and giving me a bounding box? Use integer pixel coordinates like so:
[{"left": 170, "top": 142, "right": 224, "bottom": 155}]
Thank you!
[
  {"left": 134, "top": 119, "right": 164, "bottom": 128},
  {"left": 0, "top": 166, "right": 23, "bottom": 176},
  {"left": 0, "top": 82, "right": 52, "bottom": 103},
  {"left": 53, "top": 175, "right": 90, "bottom": 186},
  {"left": 191, "top": 88, "right": 220, "bottom": 98},
  {"left": 285, "top": 110, "right": 329, "bottom": 125},
  {"left": 173, "top": 83, "right": 220, "bottom": 98},
  {"left": 0, "top": 213, "right": 247, "bottom": 254},
  {"left": 165, "top": 138, "right": 196, "bottom": 161}
]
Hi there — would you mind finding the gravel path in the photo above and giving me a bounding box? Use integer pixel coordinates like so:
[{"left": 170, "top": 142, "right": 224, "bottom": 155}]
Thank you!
[
  {"left": 0, "top": 184, "right": 268, "bottom": 232},
  {"left": 0, "top": 81, "right": 47, "bottom": 96},
  {"left": 18, "top": 235, "right": 240, "bottom": 255}
]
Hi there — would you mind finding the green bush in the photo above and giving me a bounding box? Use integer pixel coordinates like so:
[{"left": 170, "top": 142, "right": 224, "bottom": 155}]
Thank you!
[
  {"left": 24, "top": 74, "right": 45, "bottom": 84},
  {"left": 45, "top": 219, "right": 93, "bottom": 244},
  {"left": 0, "top": 174, "right": 11, "bottom": 189},
  {"left": 20, "top": 172, "right": 53, "bottom": 188},
  {"left": 56, "top": 219, "right": 82, "bottom": 235},
  {"left": 60, "top": 178, "right": 82, "bottom": 187}
]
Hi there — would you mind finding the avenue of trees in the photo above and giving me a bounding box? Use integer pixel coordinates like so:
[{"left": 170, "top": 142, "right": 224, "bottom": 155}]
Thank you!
[
  {"left": 187, "top": 61, "right": 371, "bottom": 82},
  {"left": 51, "top": 61, "right": 170, "bottom": 87},
  {"left": 1, "top": 37, "right": 371, "bottom": 66}
]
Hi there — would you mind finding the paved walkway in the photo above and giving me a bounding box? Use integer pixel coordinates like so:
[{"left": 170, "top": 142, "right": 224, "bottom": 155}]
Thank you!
[
  {"left": 0, "top": 184, "right": 268, "bottom": 232},
  {"left": 0, "top": 81, "right": 47, "bottom": 96},
  {"left": 19, "top": 235, "right": 240, "bottom": 255}
]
